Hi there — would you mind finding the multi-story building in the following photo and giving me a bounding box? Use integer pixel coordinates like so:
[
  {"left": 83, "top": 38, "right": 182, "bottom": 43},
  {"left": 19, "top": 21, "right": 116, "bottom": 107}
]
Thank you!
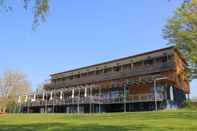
[{"left": 22, "top": 47, "right": 190, "bottom": 113}]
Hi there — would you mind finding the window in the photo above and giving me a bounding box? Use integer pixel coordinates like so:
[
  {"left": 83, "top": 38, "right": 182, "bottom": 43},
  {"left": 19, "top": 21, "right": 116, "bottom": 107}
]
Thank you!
[
  {"left": 104, "top": 68, "right": 112, "bottom": 73},
  {"left": 168, "top": 54, "right": 173, "bottom": 61},
  {"left": 113, "top": 66, "right": 121, "bottom": 72},
  {"left": 161, "top": 56, "right": 167, "bottom": 63},
  {"left": 81, "top": 73, "right": 88, "bottom": 77},
  {"left": 87, "top": 71, "right": 95, "bottom": 76},
  {"left": 65, "top": 77, "right": 70, "bottom": 81},
  {"left": 62, "top": 78, "right": 65, "bottom": 82},
  {"left": 69, "top": 75, "right": 73, "bottom": 80},
  {"left": 155, "top": 56, "right": 167, "bottom": 64},
  {"left": 133, "top": 61, "right": 143, "bottom": 68},
  {"left": 122, "top": 64, "right": 131, "bottom": 71},
  {"left": 144, "top": 59, "right": 153, "bottom": 66},
  {"left": 75, "top": 74, "right": 80, "bottom": 79},
  {"left": 96, "top": 70, "right": 103, "bottom": 75},
  {"left": 52, "top": 79, "right": 57, "bottom": 83}
]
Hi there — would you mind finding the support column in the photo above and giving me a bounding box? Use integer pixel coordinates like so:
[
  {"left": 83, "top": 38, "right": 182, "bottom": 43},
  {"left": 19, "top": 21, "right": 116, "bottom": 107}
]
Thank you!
[
  {"left": 50, "top": 91, "right": 55, "bottom": 113},
  {"left": 154, "top": 80, "right": 158, "bottom": 111},
  {"left": 45, "top": 93, "right": 48, "bottom": 113},
  {"left": 170, "top": 86, "right": 174, "bottom": 101},
  {"left": 18, "top": 96, "right": 22, "bottom": 113},
  {"left": 72, "top": 88, "right": 75, "bottom": 113},
  {"left": 78, "top": 88, "right": 80, "bottom": 113},
  {"left": 124, "top": 83, "right": 126, "bottom": 112},
  {"left": 99, "top": 87, "right": 101, "bottom": 113},
  {"left": 60, "top": 91, "right": 63, "bottom": 100},
  {"left": 84, "top": 87, "right": 87, "bottom": 97},
  {"left": 89, "top": 87, "right": 92, "bottom": 113},
  {"left": 42, "top": 92, "right": 45, "bottom": 113}
]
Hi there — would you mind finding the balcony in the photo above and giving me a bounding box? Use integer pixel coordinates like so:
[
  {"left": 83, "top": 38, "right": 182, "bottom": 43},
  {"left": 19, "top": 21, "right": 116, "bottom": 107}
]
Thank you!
[
  {"left": 45, "top": 61, "right": 175, "bottom": 89},
  {"left": 24, "top": 93, "right": 164, "bottom": 107}
]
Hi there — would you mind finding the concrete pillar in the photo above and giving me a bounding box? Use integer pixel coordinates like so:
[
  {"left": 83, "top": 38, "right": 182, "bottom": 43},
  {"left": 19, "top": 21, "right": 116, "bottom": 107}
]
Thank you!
[
  {"left": 25, "top": 95, "right": 28, "bottom": 103},
  {"left": 60, "top": 91, "right": 63, "bottom": 100},
  {"left": 84, "top": 87, "right": 87, "bottom": 97},
  {"left": 72, "top": 88, "right": 75, "bottom": 99},
  {"left": 50, "top": 91, "right": 53, "bottom": 100},
  {"left": 42, "top": 92, "right": 45, "bottom": 101},
  {"left": 78, "top": 88, "right": 80, "bottom": 113},
  {"left": 170, "top": 86, "right": 174, "bottom": 101}
]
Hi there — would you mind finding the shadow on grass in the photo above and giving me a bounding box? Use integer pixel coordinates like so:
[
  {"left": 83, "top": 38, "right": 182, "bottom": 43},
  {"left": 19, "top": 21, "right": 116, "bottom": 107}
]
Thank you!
[{"left": 0, "top": 123, "right": 145, "bottom": 131}]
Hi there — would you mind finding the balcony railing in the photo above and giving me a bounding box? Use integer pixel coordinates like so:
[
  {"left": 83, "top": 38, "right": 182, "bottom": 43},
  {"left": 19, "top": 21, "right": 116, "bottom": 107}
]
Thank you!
[
  {"left": 45, "top": 62, "right": 175, "bottom": 88},
  {"left": 24, "top": 93, "right": 164, "bottom": 107}
]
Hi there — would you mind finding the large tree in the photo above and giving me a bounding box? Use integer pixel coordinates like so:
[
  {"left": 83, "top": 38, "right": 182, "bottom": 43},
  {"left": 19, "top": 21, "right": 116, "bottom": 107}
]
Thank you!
[
  {"left": 0, "top": 0, "right": 49, "bottom": 29},
  {"left": 0, "top": 70, "right": 32, "bottom": 112},
  {"left": 163, "top": 0, "right": 197, "bottom": 80}
]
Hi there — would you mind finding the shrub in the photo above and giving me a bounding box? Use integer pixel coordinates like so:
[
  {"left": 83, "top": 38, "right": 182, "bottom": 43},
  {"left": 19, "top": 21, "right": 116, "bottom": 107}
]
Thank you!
[{"left": 183, "top": 100, "right": 196, "bottom": 109}]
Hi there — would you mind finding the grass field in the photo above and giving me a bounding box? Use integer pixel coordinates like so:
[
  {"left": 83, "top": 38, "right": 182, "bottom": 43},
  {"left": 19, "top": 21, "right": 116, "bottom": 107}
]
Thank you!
[{"left": 0, "top": 109, "right": 197, "bottom": 131}]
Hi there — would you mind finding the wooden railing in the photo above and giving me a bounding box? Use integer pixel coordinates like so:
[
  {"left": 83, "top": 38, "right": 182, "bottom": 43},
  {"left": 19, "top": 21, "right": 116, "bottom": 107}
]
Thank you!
[
  {"left": 24, "top": 93, "right": 164, "bottom": 107},
  {"left": 45, "top": 62, "right": 175, "bottom": 89}
]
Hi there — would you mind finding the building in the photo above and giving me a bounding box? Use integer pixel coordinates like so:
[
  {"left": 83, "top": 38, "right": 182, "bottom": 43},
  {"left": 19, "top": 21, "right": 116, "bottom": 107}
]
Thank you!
[{"left": 22, "top": 47, "right": 190, "bottom": 113}]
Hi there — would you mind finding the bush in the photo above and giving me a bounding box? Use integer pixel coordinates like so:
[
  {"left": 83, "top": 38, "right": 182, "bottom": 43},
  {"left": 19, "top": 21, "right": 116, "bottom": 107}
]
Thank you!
[
  {"left": 6, "top": 100, "right": 18, "bottom": 113},
  {"left": 183, "top": 100, "right": 196, "bottom": 109}
]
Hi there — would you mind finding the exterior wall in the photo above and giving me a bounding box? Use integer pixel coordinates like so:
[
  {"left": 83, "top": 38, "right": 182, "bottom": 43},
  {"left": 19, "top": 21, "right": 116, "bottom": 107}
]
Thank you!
[{"left": 174, "top": 51, "right": 190, "bottom": 93}]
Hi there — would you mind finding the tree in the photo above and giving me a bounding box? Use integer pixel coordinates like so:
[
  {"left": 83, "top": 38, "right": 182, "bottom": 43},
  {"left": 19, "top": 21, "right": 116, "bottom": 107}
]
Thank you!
[
  {"left": 163, "top": 0, "right": 197, "bottom": 80},
  {"left": 0, "top": 70, "right": 32, "bottom": 112},
  {"left": 0, "top": 0, "right": 49, "bottom": 29},
  {"left": 36, "top": 82, "right": 46, "bottom": 94}
]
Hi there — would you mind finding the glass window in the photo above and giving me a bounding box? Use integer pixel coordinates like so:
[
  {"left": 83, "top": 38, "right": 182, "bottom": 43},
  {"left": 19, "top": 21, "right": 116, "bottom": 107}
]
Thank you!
[{"left": 113, "top": 66, "right": 121, "bottom": 72}]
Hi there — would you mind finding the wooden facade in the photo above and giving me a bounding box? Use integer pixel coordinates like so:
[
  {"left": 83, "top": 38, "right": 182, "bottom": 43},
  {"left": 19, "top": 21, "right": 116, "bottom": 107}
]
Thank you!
[{"left": 22, "top": 47, "right": 189, "bottom": 113}]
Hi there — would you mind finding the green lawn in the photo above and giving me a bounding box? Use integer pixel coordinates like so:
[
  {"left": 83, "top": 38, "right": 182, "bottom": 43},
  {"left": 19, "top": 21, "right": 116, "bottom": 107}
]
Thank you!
[{"left": 0, "top": 109, "right": 197, "bottom": 131}]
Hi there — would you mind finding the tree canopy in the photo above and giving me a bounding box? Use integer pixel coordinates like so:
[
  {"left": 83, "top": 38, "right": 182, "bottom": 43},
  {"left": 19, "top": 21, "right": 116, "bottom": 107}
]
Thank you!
[
  {"left": 0, "top": 0, "right": 49, "bottom": 29},
  {"left": 163, "top": 0, "right": 197, "bottom": 80},
  {"left": 0, "top": 70, "right": 31, "bottom": 112}
]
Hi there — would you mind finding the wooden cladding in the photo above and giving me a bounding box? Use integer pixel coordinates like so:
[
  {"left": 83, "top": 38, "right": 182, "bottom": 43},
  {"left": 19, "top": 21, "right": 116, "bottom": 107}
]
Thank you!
[
  {"left": 129, "top": 84, "right": 152, "bottom": 95},
  {"left": 174, "top": 52, "right": 190, "bottom": 93}
]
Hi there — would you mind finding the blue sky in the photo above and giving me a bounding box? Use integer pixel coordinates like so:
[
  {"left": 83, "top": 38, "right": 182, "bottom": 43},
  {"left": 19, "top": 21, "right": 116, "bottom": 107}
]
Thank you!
[{"left": 0, "top": 0, "right": 196, "bottom": 97}]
